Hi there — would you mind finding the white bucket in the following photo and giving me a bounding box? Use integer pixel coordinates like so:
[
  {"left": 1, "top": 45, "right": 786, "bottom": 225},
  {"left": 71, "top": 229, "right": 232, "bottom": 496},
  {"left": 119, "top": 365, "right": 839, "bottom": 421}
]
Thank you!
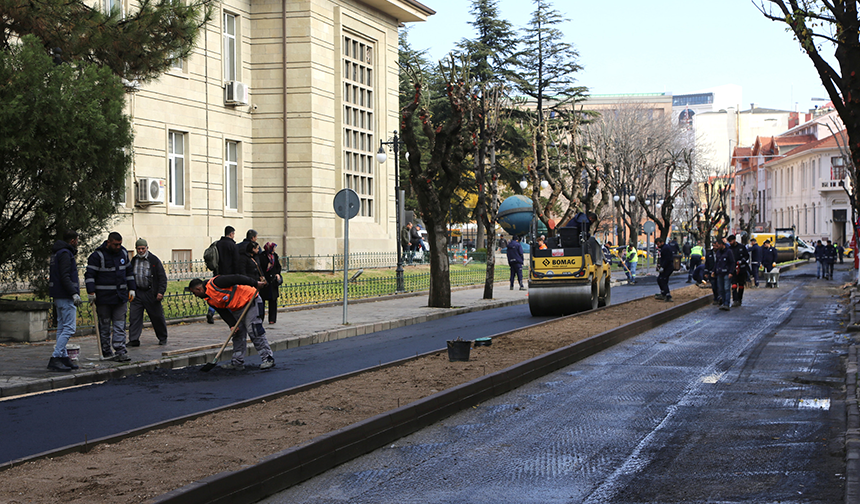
[{"left": 67, "top": 344, "right": 80, "bottom": 362}]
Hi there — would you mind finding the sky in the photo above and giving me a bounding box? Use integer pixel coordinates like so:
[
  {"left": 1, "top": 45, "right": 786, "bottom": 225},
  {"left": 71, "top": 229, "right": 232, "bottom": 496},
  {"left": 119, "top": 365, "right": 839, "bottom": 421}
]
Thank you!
[{"left": 403, "top": 0, "right": 834, "bottom": 114}]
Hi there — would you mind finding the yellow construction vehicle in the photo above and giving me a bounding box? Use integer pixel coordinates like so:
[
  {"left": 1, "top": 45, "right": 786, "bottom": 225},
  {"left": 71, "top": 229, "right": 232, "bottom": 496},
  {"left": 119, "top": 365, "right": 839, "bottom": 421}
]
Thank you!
[{"left": 527, "top": 216, "right": 612, "bottom": 316}]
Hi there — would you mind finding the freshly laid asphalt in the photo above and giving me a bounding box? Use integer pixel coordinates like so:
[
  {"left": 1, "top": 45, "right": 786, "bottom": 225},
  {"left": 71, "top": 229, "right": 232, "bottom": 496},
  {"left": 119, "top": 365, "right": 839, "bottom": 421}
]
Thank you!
[
  {"left": 262, "top": 263, "right": 851, "bottom": 504},
  {"left": 0, "top": 267, "right": 684, "bottom": 466}
]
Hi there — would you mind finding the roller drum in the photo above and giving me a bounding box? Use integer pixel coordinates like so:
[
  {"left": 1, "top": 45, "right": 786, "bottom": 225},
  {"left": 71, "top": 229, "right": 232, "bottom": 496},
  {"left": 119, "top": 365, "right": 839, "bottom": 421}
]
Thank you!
[{"left": 528, "top": 278, "right": 597, "bottom": 316}]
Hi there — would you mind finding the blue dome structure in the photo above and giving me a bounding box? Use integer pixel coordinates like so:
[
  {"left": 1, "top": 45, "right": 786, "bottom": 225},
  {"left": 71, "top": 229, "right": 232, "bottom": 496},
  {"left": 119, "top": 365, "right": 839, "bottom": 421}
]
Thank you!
[{"left": 498, "top": 195, "right": 534, "bottom": 236}]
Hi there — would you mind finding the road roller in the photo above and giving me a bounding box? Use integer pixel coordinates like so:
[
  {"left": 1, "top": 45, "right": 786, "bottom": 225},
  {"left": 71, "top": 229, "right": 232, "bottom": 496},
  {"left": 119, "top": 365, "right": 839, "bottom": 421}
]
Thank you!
[{"left": 527, "top": 218, "right": 611, "bottom": 316}]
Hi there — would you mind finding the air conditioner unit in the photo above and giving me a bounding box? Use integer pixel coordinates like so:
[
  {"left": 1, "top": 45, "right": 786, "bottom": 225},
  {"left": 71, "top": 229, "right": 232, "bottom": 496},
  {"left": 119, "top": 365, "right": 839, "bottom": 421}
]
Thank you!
[
  {"left": 224, "top": 81, "right": 249, "bottom": 105},
  {"left": 137, "top": 177, "right": 165, "bottom": 205}
]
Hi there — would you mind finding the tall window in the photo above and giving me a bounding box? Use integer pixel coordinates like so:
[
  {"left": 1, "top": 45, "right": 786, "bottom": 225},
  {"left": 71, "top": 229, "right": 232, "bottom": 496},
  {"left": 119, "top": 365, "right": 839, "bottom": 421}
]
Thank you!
[
  {"left": 342, "top": 35, "right": 374, "bottom": 217},
  {"left": 104, "top": 0, "right": 122, "bottom": 15},
  {"left": 223, "top": 13, "right": 237, "bottom": 81},
  {"left": 225, "top": 141, "right": 239, "bottom": 210},
  {"left": 832, "top": 156, "right": 847, "bottom": 180},
  {"left": 168, "top": 131, "right": 185, "bottom": 206}
]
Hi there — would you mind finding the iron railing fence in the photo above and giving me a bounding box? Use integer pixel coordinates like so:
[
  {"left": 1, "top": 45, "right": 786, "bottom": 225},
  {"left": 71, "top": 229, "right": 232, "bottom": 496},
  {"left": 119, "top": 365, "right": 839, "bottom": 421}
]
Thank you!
[{"left": 40, "top": 264, "right": 519, "bottom": 330}]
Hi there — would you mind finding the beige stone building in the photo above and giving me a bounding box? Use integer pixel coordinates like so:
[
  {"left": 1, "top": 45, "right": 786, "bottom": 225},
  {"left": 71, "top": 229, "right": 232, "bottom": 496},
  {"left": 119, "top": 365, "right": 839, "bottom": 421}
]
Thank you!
[{"left": 110, "top": 0, "right": 433, "bottom": 264}]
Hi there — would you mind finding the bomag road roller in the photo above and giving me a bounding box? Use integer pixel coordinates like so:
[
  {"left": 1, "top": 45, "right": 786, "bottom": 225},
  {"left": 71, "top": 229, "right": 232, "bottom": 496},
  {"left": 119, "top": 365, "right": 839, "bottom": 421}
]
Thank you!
[{"left": 527, "top": 217, "right": 611, "bottom": 316}]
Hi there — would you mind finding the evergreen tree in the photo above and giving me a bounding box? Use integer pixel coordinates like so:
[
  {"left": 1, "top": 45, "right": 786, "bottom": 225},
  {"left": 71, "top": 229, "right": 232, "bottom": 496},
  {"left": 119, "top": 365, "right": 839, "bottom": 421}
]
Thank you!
[
  {"left": 510, "top": 0, "right": 588, "bottom": 230},
  {"left": 457, "top": 0, "right": 516, "bottom": 299},
  {"left": 0, "top": 36, "right": 132, "bottom": 293},
  {"left": 0, "top": 0, "right": 212, "bottom": 84}
]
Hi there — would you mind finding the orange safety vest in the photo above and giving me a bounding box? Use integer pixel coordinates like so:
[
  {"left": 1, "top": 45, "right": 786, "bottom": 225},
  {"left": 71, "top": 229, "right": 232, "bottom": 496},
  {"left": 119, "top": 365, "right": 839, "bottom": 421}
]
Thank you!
[{"left": 204, "top": 277, "right": 256, "bottom": 311}]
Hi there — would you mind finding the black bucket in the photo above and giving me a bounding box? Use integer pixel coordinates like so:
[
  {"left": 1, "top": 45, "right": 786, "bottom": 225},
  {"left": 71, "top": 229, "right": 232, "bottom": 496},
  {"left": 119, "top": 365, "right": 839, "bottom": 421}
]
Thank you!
[{"left": 447, "top": 340, "right": 472, "bottom": 362}]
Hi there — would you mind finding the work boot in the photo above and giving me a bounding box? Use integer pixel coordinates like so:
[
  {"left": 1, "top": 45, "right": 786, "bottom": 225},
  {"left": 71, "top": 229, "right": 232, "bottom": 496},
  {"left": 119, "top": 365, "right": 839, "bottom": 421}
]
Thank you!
[
  {"left": 127, "top": 340, "right": 140, "bottom": 347},
  {"left": 112, "top": 352, "right": 131, "bottom": 363},
  {"left": 664, "top": 295, "right": 673, "bottom": 302},
  {"left": 221, "top": 362, "right": 245, "bottom": 371},
  {"left": 59, "top": 356, "right": 79, "bottom": 370},
  {"left": 260, "top": 356, "right": 275, "bottom": 370},
  {"left": 719, "top": 305, "right": 730, "bottom": 311},
  {"left": 47, "top": 357, "right": 71, "bottom": 372},
  {"left": 510, "top": 285, "right": 514, "bottom": 291},
  {"left": 206, "top": 312, "right": 215, "bottom": 324},
  {"left": 519, "top": 285, "right": 526, "bottom": 291},
  {"left": 654, "top": 294, "right": 666, "bottom": 301}
]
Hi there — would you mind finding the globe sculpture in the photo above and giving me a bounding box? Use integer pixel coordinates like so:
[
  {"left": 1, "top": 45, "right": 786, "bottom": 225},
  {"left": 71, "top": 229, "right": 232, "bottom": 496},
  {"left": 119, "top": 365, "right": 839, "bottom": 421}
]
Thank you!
[{"left": 498, "top": 195, "right": 534, "bottom": 237}]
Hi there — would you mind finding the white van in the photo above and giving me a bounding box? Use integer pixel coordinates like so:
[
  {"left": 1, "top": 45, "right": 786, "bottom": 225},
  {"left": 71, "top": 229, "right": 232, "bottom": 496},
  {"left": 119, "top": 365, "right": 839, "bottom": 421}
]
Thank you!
[{"left": 796, "top": 237, "right": 815, "bottom": 260}]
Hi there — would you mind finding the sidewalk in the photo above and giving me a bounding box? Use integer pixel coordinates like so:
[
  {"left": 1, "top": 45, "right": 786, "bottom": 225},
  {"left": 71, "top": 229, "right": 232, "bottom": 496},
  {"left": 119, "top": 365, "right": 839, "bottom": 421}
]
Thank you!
[{"left": 0, "top": 283, "right": 531, "bottom": 399}]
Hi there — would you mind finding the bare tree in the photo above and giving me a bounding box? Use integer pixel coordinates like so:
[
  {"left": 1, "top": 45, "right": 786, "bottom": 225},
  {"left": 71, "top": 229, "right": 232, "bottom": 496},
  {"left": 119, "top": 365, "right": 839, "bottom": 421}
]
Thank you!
[
  {"left": 691, "top": 162, "right": 734, "bottom": 248},
  {"left": 755, "top": 1, "right": 860, "bottom": 220},
  {"left": 586, "top": 103, "right": 688, "bottom": 244}
]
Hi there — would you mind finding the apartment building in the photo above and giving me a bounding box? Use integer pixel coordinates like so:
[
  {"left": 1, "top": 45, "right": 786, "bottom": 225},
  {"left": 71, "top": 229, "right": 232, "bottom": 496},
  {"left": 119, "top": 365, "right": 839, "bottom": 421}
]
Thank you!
[{"left": 110, "top": 0, "right": 433, "bottom": 264}]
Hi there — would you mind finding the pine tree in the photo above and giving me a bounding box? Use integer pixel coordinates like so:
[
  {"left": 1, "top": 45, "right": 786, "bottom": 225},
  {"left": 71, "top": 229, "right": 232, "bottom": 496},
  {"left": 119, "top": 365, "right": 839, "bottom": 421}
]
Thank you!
[
  {"left": 510, "top": 0, "right": 588, "bottom": 229},
  {"left": 0, "top": 36, "right": 133, "bottom": 293},
  {"left": 0, "top": 0, "right": 212, "bottom": 84},
  {"left": 457, "top": 0, "right": 516, "bottom": 299}
]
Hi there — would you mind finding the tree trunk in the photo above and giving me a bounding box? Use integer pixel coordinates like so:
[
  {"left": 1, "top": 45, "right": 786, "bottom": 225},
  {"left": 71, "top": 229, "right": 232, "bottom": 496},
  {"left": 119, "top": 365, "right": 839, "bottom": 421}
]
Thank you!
[{"left": 427, "top": 221, "right": 451, "bottom": 307}]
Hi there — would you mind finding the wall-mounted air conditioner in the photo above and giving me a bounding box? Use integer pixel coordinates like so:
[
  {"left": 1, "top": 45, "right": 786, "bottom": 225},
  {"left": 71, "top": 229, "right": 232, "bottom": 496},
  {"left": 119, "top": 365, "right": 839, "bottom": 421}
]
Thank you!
[
  {"left": 224, "top": 81, "right": 249, "bottom": 105},
  {"left": 137, "top": 177, "right": 165, "bottom": 205}
]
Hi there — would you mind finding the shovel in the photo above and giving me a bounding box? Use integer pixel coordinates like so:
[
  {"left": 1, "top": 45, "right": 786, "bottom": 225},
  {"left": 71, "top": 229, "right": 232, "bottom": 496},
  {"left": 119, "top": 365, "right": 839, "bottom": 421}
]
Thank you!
[{"left": 200, "top": 296, "right": 256, "bottom": 372}]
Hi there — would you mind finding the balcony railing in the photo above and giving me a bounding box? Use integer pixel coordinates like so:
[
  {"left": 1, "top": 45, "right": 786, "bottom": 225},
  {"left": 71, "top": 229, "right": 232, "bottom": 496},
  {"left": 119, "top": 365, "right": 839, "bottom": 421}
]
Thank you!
[{"left": 819, "top": 178, "right": 849, "bottom": 192}]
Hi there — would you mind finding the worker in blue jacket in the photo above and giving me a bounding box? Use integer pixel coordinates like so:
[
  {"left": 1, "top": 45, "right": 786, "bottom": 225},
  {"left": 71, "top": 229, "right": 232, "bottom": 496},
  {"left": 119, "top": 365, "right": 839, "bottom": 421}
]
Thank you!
[{"left": 85, "top": 232, "right": 136, "bottom": 361}]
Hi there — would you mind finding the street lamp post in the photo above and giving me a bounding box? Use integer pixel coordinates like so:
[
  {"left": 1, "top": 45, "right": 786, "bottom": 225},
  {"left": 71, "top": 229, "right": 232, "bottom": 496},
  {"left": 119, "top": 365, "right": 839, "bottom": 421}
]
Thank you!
[{"left": 377, "top": 131, "right": 405, "bottom": 293}]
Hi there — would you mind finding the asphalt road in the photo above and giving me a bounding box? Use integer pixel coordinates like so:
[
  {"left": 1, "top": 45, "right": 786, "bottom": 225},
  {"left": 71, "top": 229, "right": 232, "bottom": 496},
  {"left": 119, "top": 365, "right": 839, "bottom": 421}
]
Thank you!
[
  {"left": 0, "top": 275, "right": 685, "bottom": 465},
  {"left": 261, "top": 269, "right": 847, "bottom": 503}
]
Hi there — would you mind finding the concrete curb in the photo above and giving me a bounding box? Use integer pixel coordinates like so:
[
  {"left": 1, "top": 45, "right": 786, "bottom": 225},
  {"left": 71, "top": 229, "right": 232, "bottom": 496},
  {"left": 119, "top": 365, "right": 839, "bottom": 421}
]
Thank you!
[
  {"left": 0, "top": 296, "right": 528, "bottom": 400},
  {"left": 847, "top": 344, "right": 859, "bottom": 504},
  {"left": 147, "top": 294, "right": 712, "bottom": 504}
]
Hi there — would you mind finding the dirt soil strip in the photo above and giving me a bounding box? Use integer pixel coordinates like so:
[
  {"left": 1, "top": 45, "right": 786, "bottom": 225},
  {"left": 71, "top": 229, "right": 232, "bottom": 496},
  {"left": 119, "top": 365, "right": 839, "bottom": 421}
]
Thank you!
[{"left": 0, "top": 286, "right": 706, "bottom": 504}]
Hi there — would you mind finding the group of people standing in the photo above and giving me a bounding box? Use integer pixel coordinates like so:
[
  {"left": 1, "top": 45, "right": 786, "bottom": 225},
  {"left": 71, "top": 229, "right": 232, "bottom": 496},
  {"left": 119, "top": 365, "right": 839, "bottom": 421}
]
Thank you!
[
  {"left": 48, "top": 231, "right": 169, "bottom": 371},
  {"left": 47, "top": 226, "right": 284, "bottom": 373}
]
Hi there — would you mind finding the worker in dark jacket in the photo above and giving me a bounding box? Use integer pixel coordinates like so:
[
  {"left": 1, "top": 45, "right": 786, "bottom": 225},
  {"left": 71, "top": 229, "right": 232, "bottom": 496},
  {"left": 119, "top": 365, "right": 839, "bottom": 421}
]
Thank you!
[
  {"left": 207, "top": 226, "right": 242, "bottom": 324},
  {"left": 507, "top": 235, "right": 525, "bottom": 291},
  {"left": 748, "top": 238, "right": 762, "bottom": 287},
  {"left": 259, "top": 242, "right": 282, "bottom": 324},
  {"left": 713, "top": 238, "right": 735, "bottom": 311},
  {"left": 824, "top": 239, "right": 838, "bottom": 280},
  {"left": 655, "top": 237, "right": 674, "bottom": 302},
  {"left": 727, "top": 235, "right": 750, "bottom": 307},
  {"left": 761, "top": 240, "right": 777, "bottom": 272},
  {"left": 814, "top": 240, "right": 826, "bottom": 279},
  {"left": 85, "top": 231, "right": 135, "bottom": 361},
  {"left": 47, "top": 230, "right": 83, "bottom": 372},
  {"left": 128, "top": 238, "right": 169, "bottom": 346}
]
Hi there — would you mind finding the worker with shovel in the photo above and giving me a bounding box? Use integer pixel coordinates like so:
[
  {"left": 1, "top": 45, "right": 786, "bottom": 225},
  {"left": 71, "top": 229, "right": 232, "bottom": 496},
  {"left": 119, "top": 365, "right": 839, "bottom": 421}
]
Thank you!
[{"left": 188, "top": 275, "right": 275, "bottom": 371}]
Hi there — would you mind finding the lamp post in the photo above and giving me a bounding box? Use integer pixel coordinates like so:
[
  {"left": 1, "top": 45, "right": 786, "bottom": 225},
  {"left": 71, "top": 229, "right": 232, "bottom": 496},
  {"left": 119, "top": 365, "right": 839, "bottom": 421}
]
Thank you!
[
  {"left": 377, "top": 131, "right": 405, "bottom": 293},
  {"left": 613, "top": 184, "right": 637, "bottom": 245}
]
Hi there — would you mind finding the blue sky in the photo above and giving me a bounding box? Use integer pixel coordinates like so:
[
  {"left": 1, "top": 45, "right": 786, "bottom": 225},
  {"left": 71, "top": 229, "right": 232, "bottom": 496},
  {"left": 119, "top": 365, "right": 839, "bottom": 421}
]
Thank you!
[{"left": 404, "top": 0, "right": 834, "bottom": 113}]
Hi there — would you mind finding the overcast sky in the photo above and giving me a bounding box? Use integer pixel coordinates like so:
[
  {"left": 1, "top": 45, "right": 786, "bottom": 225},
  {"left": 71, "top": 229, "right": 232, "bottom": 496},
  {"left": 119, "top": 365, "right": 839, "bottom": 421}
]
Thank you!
[{"left": 404, "top": 0, "right": 834, "bottom": 113}]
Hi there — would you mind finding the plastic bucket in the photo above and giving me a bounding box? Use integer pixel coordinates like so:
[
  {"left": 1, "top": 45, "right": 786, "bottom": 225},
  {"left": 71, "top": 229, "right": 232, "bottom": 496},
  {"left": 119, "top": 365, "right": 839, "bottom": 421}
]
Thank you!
[
  {"left": 447, "top": 340, "right": 472, "bottom": 362},
  {"left": 67, "top": 344, "right": 80, "bottom": 362}
]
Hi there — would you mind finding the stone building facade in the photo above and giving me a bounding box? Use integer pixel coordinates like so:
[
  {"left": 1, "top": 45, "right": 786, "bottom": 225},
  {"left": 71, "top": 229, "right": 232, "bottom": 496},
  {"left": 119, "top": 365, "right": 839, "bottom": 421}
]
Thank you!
[{"left": 110, "top": 0, "right": 433, "bottom": 264}]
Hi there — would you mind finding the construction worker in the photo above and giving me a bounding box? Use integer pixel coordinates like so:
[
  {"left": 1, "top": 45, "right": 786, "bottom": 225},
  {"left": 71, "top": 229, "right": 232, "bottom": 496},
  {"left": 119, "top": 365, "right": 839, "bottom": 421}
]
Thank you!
[
  {"left": 687, "top": 240, "right": 704, "bottom": 283},
  {"left": 189, "top": 275, "right": 274, "bottom": 371},
  {"left": 625, "top": 244, "right": 638, "bottom": 285}
]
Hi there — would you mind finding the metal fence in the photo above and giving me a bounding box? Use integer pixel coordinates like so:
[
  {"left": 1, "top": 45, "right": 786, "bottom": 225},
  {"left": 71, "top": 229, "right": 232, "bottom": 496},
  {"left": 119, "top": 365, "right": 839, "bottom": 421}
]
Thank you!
[{"left": 46, "top": 264, "right": 516, "bottom": 330}]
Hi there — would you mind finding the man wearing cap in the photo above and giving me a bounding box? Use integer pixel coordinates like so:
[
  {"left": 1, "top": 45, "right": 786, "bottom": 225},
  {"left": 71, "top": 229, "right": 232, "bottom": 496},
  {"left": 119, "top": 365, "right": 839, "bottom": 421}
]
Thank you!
[{"left": 128, "top": 238, "right": 169, "bottom": 346}]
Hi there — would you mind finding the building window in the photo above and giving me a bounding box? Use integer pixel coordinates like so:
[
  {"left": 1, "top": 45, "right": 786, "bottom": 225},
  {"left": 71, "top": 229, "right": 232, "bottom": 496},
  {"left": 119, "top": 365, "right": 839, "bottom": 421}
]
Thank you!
[
  {"left": 104, "top": 0, "right": 122, "bottom": 15},
  {"left": 225, "top": 141, "right": 239, "bottom": 210},
  {"left": 223, "top": 13, "right": 237, "bottom": 82},
  {"left": 342, "top": 34, "right": 375, "bottom": 217},
  {"left": 168, "top": 131, "right": 185, "bottom": 206},
  {"left": 832, "top": 156, "right": 846, "bottom": 180}
]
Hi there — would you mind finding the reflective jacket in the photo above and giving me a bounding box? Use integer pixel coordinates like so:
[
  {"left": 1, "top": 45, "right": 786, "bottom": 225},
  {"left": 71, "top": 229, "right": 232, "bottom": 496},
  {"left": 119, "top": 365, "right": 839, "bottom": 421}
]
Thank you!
[
  {"left": 690, "top": 245, "right": 704, "bottom": 258},
  {"left": 204, "top": 276, "right": 257, "bottom": 311},
  {"left": 85, "top": 241, "right": 135, "bottom": 305}
]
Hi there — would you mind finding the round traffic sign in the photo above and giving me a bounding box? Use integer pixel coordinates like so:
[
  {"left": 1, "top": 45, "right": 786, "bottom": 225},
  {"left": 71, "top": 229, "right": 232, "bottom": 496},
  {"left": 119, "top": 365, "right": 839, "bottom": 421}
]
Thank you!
[{"left": 333, "top": 188, "right": 361, "bottom": 219}]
